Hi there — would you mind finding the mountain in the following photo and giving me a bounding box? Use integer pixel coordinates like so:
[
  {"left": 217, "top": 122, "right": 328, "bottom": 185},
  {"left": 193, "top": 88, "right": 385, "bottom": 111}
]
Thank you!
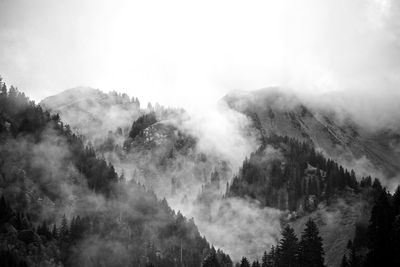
[
  {"left": 224, "top": 134, "right": 379, "bottom": 266},
  {"left": 223, "top": 88, "right": 400, "bottom": 180},
  {"left": 40, "top": 87, "right": 142, "bottom": 140},
  {"left": 39, "top": 87, "right": 245, "bottom": 260},
  {"left": 222, "top": 89, "right": 396, "bottom": 266},
  {"left": 110, "top": 111, "right": 233, "bottom": 208},
  {"left": 0, "top": 83, "right": 231, "bottom": 266},
  {"left": 26, "top": 84, "right": 400, "bottom": 266}
]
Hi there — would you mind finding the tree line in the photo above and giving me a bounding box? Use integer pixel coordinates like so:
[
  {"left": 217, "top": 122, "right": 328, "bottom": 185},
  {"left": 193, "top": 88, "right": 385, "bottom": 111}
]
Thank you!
[{"left": 201, "top": 218, "right": 325, "bottom": 267}]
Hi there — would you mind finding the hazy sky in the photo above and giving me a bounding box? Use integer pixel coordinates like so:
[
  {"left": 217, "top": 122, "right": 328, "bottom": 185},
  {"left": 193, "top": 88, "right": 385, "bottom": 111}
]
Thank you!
[{"left": 1, "top": 0, "right": 400, "bottom": 112}]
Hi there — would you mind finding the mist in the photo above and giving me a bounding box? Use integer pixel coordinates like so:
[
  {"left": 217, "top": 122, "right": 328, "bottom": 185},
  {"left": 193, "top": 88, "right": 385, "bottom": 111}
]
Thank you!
[
  {"left": 1, "top": 0, "right": 400, "bottom": 127},
  {"left": 2, "top": 0, "right": 400, "bottom": 265}
]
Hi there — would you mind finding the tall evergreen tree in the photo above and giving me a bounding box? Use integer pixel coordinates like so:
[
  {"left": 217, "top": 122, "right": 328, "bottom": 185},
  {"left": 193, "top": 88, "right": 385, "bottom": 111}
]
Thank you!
[
  {"left": 393, "top": 185, "right": 400, "bottom": 215},
  {"left": 277, "top": 225, "right": 298, "bottom": 267},
  {"left": 340, "top": 255, "right": 348, "bottom": 267},
  {"left": 261, "top": 251, "right": 268, "bottom": 267},
  {"left": 298, "top": 219, "right": 325, "bottom": 267},
  {"left": 240, "top": 257, "right": 251, "bottom": 267},
  {"left": 365, "top": 191, "right": 394, "bottom": 266},
  {"left": 201, "top": 250, "right": 221, "bottom": 267},
  {"left": 392, "top": 215, "right": 400, "bottom": 267}
]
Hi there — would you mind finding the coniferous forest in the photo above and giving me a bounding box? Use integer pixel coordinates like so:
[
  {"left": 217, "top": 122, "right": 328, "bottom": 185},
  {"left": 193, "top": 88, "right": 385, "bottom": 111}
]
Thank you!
[
  {"left": 1, "top": 76, "right": 400, "bottom": 267},
  {"left": 2, "top": 1, "right": 400, "bottom": 266},
  {"left": 0, "top": 81, "right": 230, "bottom": 266}
]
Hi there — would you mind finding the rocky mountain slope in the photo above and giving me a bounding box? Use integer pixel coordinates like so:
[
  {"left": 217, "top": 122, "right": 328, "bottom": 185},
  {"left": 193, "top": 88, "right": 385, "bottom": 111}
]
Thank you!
[
  {"left": 223, "top": 88, "right": 400, "bottom": 181},
  {"left": 36, "top": 86, "right": 400, "bottom": 266}
]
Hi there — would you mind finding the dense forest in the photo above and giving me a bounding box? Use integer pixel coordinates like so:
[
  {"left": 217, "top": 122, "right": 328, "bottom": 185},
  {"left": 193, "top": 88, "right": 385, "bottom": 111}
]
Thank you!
[
  {"left": 340, "top": 186, "right": 400, "bottom": 267},
  {"left": 0, "top": 81, "right": 230, "bottom": 267},
  {"left": 228, "top": 184, "right": 396, "bottom": 267},
  {"left": 227, "top": 134, "right": 376, "bottom": 212},
  {"left": 2, "top": 78, "right": 400, "bottom": 267}
]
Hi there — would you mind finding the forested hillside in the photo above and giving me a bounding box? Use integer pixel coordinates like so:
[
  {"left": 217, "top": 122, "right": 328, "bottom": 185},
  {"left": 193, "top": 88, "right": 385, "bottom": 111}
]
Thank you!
[
  {"left": 340, "top": 186, "right": 400, "bottom": 267},
  {"left": 226, "top": 134, "right": 375, "bottom": 212},
  {"left": 223, "top": 89, "right": 400, "bottom": 179},
  {"left": 0, "top": 81, "right": 230, "bottom": 267},
  {"left": 2, "top": 79, "right": 400, "bottom": 267}
]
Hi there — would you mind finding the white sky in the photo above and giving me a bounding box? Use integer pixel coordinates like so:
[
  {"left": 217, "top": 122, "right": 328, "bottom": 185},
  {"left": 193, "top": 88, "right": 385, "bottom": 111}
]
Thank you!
[{"left": 0, "top": 0, "right": 400, "bottom": 112}]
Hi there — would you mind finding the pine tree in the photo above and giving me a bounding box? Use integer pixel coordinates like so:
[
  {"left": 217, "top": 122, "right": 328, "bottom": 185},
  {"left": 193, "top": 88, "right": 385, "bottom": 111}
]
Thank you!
[
  {"left": 277, "top": 225, "right": 299, "bottom": 267},
  {"left": 340, "top": 255, "right": 348, "bottom": 267},
  {"left": 261, "top": 251, "right": 268, "bottom": 267},
  {"left": 201, "top": 250, "right": 221, "bottom": 267},
  {"left": 393, "top": 215, "right": 400, "bottom": 267},
  {"left": 60, "top": 215, "right": 69, "bottom": 241},
  {"left": 298, "top": 219, "right": 325, "bottom": 267},
  {"left": 240, "top": 257, "right": 251, "bottom": 267},
  {"left": 393, "top": 185, "right": 400, "bottom": 215},
  {"left": 52, "top": 224, "right": 58, "bottom": 239},
  {"left": 365, "top": 191, "right": 394, "bottom": 266}
]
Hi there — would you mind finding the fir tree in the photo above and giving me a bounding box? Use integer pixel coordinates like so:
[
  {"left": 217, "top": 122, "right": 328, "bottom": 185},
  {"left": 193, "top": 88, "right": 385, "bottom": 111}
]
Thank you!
[
  {"left": 60, "top": 215, "right": 69, "bottom": 241},
  {"left": 392, "top": 215, "right": 400, "bottom": 267},
  {"left": 340, "top": 255, "right": 348, "bottom": 267},
  {"left": 201, "top": 250, "right": 221, "bottom": 267},
  {"left": 240, "top": 257, "right": 251, "bottom": 267},
  {"left": 365, "top": 191, "right": 394, "bottom": 266},
  {"left": 277, "top": 225, "right": 299, "bottom": 267},
  {"left": 298, "top": 219, "right": 325, "bottom": 267},
  {"left": 261, "top": 251, "right": 268, "bottom": 267},
  {"left": 393, "top": 185, "right": 400, "bottom": 215}
]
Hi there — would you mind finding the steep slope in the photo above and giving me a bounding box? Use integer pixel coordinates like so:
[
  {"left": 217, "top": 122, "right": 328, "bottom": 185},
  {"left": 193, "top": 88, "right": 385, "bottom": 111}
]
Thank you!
[
  {"left": 223, "top": 88, "right": 400, "bottom": 180},
  {"left": 0, "top": 83, "right": 230, "bottom": 266},
  {"left": 226, "top": 134, "right": 365, "bottom": 212},
  {"left": 225, "top": 134, "right": 378, "bottom": 266},
  {"left": 112, "top": 111, "right": 232, "bottom": 204},
  {"left": 39, "top": 88, "right": 263, "bottom": 261}
]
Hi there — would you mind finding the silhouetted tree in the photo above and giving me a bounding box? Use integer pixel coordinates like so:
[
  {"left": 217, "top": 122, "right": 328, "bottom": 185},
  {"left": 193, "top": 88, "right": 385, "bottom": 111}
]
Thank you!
[
  {"left": 298, "top": 219, "right": 325, "bottom": 267},
  {"left": 240, "top": 257, "right": 251, "bottom": 267},
  {"left": 277, "top": 225, "right": 298, "bottom": 267},
  {"left": 365, "top": 191, "right": 393, "bottom": 266}
]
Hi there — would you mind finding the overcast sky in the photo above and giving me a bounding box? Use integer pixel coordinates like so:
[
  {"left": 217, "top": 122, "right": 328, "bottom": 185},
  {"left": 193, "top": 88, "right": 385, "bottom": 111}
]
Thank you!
[{"left": 1, "top": 0, "right": 400, "bottom": 114}]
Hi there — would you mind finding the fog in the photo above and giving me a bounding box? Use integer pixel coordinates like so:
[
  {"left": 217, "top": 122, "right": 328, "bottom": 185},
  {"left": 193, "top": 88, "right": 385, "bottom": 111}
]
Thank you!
[
  {"left": 1, "top": 0, "right": 400, "bottom": 263},
  {"left": 1, "top": 0, "right": 400, "bottom": 126}
]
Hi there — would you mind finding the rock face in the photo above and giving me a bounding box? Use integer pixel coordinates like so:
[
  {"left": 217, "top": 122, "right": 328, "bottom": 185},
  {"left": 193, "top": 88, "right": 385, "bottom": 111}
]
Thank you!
[{"left": 223, "top": 88, "right": 400, "bottom": 180}]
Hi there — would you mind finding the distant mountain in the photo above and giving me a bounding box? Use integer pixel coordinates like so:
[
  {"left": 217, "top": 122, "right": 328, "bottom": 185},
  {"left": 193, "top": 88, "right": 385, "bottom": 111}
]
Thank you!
[
  {"left": 40, "top": 87, "right": 142, "bottom": 140},
  {"left": 223, "top": 88, "right": 400, "bottom": 180}
]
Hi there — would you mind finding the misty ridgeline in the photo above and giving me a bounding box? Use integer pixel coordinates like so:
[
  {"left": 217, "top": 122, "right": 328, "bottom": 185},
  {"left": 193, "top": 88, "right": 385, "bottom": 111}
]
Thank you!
[{"left": 1, "top": 76, "right": 400, "bottom": 267}]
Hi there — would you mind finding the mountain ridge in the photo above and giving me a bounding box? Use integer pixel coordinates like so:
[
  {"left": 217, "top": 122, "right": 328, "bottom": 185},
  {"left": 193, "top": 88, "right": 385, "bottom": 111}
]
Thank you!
[{"left": 222, "top": 88, "right": 400, "bottom": 182}]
